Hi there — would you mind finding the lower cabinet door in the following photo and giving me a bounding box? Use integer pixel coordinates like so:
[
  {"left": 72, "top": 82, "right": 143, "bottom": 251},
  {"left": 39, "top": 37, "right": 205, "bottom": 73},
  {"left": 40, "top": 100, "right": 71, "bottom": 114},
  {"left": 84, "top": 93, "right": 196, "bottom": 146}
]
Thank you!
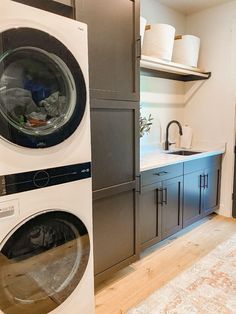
[
  {"left": 203, "top": 167, "right": 220, "bottom": 215},
  {"left": 139, "top": 183, "right": 162, "bottom": 249},
  {"left": 161, "top": 176, "right": 183, "bottom": 240},
  {"left": 183, "top": 170, "right": 203, "bottom": 227},
  {"left": 93, "top": 190, "right": 136, "bottom": 276},
  {"left": 91, "top": 102, "right": 137, "bottom": 191}
]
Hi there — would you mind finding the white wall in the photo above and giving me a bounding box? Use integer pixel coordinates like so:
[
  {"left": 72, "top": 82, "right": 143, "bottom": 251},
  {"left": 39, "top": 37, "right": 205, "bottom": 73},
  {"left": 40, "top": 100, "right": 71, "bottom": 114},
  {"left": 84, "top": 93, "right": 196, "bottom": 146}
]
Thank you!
[
  {"left": 140, "top": 0, "right": 186, "bottom": 153},
  {"left": 141, "top": 0, "right": 186, "bottom": 31},
  {"left": 141, "top": 0, "right": 236, "bottom": 217},
  {"left": 184, "top": 1, "right": 236, "bottom": 217}
]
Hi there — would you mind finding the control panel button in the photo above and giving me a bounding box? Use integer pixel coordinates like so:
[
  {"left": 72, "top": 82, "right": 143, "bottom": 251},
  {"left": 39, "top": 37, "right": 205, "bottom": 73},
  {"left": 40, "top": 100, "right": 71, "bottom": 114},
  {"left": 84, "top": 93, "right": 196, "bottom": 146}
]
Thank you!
[{"left": 33, "top": 171, "right": 50, "bottom": 188}]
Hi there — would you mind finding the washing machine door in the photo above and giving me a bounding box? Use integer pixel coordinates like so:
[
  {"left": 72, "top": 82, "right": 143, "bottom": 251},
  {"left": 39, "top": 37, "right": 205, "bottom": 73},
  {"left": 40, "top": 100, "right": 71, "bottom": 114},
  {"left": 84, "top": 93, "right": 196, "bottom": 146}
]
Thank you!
[
  {"left": 0, "top": 28, "right": 86, "bottom": 148},
  {"left": 0, "top": 211, "right": 90, "bottom": 314}
]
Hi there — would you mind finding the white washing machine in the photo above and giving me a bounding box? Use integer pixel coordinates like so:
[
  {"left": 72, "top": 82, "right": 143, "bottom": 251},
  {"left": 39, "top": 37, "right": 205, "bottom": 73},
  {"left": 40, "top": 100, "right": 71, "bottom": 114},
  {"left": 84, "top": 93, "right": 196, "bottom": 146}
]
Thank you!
[
  {"left": 0, "top": 1, "right": 94, "bottom": 313},
  {"left": 0, "top": 0, "right": 91, "bottom": 176},
  {"left": 0, "top": 177, "right": 94, "bottom": 314}
]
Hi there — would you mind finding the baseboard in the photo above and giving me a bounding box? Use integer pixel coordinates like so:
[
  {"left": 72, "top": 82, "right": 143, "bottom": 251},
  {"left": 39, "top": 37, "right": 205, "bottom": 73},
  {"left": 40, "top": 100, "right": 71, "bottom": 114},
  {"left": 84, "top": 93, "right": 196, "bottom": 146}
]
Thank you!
[{"left": 215, "top": 203, "right": 232, "bottom": 217}]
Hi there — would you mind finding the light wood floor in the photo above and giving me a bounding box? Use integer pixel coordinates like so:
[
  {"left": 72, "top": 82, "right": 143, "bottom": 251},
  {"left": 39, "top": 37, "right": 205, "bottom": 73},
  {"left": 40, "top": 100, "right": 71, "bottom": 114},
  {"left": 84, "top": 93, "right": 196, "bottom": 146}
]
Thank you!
[{"left": 95, "top": 214, "right": 236, "bottom": 314}]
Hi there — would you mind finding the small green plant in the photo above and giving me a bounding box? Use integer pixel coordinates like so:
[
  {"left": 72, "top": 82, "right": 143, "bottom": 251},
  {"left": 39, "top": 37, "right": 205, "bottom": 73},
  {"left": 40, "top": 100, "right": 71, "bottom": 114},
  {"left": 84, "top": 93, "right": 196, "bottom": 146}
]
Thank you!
[{"left": 140, "top": 113, "right": 153, "bottom": 138}]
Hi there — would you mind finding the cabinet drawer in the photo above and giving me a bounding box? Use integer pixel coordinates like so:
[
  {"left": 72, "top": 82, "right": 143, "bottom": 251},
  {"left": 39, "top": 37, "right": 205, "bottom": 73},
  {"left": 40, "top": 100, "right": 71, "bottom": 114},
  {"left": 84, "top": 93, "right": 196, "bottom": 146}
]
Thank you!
[
  {"left": 141, "top": 163, "right": 183, "bottom": 187},
  {"left": 184, "top": 155, "right": 222, "bottom": 174}
]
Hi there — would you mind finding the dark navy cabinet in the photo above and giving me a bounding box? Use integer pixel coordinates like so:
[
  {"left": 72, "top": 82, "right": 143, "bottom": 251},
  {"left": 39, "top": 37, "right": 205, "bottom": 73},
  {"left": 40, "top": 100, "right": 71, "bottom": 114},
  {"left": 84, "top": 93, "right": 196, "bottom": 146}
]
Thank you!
[
  {"left": 183, "top": 170, "right": 202, "bottom": 227},
  {"left": 202, "top": 165, "right": 221, "bottom": 215},
  {"left": 91, "top": 100, "right": 139, "bottom": 283},
  {"left": 140, "top": 163, "right": 184, "bottom": 250},
  {"left": 75, "top": 1, "right": 140, "bottom": 283},
  {"left": 161, "top": 176, "right": 183, "bottom": 240},
  {"left": 76, "top": 0, "right": 140, "bottom": 101},
  {"left": 183, "top": 155, "right": 222, "bottom": 227},
  {"left": 139, "top": 182, "right": 162, "bottom": 249},
  {"left": 140, "top": 155, "right": 222, "bottom": 250}
]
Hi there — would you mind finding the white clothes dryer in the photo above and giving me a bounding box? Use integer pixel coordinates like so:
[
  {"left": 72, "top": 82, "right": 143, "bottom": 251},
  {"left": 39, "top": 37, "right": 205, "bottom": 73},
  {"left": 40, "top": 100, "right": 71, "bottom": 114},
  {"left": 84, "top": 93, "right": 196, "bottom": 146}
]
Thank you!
[
  {"left": 0, "top": 174, "right": 94, "bottom": 314},
  {"left": 0, "top": 0, "right": 91, "bottom": 176}
]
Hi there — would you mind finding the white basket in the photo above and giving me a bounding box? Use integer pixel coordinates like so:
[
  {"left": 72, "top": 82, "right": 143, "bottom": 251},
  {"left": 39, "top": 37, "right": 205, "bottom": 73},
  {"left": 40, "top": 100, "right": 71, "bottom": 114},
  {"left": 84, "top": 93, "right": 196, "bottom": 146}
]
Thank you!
[
  {"left": 172, "top": 35, "right": 200, "bottom": 67},
  {"left": 142, "top": 23, "right": 176, "bottom": 61}
]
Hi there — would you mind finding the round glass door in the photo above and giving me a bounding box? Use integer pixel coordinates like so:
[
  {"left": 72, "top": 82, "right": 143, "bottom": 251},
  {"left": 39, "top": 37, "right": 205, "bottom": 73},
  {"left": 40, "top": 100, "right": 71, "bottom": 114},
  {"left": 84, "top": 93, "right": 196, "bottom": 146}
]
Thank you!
[
  {"left": 0, "top": 211, "right": 90, "bottom": 314},
  {"left": 0, "top": 28, "right": 86, "bottom": 148}
]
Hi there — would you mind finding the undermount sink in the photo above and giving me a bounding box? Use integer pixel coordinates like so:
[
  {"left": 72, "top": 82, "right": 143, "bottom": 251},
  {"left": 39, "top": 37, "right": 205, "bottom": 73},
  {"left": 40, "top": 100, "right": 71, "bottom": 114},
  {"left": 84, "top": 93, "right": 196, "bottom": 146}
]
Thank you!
[{"left": 167, "top": 150, "right": 202, "bottom": 156}]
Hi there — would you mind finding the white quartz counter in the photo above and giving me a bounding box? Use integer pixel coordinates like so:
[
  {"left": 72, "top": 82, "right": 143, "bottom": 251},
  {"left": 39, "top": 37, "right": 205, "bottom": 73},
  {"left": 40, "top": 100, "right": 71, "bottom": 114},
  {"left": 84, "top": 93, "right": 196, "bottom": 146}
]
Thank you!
[{"left": 140, "top": 147, "right": 225, "bottom": 172}]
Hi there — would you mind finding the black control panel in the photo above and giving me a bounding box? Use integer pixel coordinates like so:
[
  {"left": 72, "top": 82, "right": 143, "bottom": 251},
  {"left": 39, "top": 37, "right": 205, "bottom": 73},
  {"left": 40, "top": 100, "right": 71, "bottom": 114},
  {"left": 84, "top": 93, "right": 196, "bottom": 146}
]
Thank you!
[{"left": 0, "top": 162, "right": 91, "bottom": 196}]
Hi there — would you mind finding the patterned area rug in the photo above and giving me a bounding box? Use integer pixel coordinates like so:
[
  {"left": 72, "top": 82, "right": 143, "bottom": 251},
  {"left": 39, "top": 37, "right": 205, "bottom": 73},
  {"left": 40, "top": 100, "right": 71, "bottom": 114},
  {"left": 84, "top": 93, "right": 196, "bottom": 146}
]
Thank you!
[{"left": 127, "top": 234, "right": 236, "bottom": 314}]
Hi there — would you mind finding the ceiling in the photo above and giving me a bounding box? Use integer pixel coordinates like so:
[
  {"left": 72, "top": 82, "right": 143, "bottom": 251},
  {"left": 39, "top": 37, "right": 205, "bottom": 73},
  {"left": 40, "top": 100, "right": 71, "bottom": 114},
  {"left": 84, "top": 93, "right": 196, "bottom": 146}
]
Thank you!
[{"left": 158, "top": 0, "right": 233, "bottom": 15}]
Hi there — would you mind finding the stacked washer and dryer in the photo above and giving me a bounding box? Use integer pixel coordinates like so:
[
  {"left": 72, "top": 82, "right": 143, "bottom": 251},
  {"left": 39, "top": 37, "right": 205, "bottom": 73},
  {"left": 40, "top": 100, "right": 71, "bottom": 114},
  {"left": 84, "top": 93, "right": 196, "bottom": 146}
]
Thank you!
[{"left": 0, "top": 1, "right": 94, "bottom": 313}]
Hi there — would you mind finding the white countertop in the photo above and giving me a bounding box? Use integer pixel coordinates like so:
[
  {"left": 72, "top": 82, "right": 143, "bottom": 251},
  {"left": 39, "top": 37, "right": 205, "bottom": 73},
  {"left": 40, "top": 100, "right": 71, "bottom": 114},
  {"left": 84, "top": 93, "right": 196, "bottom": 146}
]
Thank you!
[{"left": 140, "top": 147, "right": 225, "bottom": 172}]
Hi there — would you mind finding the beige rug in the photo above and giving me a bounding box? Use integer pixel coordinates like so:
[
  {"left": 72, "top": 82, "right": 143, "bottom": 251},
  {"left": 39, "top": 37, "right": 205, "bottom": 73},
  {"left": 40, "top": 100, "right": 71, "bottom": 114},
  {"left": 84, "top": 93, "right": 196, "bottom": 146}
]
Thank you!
[{"left": 127, "top": 234, "right": 236, "bottom": 314}]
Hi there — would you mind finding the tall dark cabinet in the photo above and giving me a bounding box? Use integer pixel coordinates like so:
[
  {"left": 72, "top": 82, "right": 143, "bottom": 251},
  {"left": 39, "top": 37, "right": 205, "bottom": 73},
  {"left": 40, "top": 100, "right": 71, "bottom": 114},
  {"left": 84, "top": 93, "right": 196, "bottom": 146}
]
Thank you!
[
  {"left": 76, "top": 0, "right": 140, "bottom": 283},
  {"left": 76, "top": 0, "right": 140, "bottom": 101}
]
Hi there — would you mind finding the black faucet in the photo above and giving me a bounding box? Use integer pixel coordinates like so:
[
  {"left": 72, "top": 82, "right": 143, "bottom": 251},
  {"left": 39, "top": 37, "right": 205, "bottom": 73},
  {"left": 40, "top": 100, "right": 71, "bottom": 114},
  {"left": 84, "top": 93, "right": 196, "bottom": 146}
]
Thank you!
[{"left": 164, "top": 120, "right": 183, "bottom": 151}]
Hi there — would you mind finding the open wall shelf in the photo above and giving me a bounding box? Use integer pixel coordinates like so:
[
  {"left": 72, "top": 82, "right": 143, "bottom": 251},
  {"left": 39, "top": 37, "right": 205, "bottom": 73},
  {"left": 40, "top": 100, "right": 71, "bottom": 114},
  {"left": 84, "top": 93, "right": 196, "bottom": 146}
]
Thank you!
[
  {"left": 52, "top": 0, "right": 73, "bottom": 7},
  {"left": 141, "top": 55, "right": 211, "bottom": 82}
]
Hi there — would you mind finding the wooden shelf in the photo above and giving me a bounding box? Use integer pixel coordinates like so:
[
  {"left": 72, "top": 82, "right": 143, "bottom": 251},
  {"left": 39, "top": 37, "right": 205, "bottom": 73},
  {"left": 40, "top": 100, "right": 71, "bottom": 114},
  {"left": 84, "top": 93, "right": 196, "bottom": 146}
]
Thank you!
[
  {"left": 140, "top": 55, "right": 211, "bottom": 82},
  {"left": 52, "top": 0, "right": 73, "bottom": 8}
]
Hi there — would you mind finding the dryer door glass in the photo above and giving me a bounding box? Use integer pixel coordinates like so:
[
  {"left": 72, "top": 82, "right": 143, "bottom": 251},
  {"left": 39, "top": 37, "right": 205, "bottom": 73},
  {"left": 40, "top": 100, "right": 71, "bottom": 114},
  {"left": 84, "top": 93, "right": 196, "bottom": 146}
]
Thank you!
[
  {"left": 0, "top": 48, "right": 75, "bottom": 135},
  {"left": 0, "top": 28, "right": 87, "bottom": 148},
  {"left": 0, "top": 211, "right": 90, "bottom": 313}
]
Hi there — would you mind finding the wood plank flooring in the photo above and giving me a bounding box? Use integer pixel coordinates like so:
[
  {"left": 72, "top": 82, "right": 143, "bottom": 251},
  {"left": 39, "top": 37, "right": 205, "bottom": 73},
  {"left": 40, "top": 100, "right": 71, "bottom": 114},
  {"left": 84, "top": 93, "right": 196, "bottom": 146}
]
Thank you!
[{"left": 95, "top": 214, "right": 236, "bottom": 314}]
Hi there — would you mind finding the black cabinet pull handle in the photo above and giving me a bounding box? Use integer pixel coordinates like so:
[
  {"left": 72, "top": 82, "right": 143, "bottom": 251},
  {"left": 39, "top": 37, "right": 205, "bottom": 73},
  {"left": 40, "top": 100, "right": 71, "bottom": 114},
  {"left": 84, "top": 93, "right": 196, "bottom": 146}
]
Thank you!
[
  {"left": 136, "top": 36, "right": 141, "bottom": 59},
  {"left": 154, "top": 171, "right": 168, "bottom": 176},
  {"left": 200, "top": 175, "right": 205, "bottom": 188},
  {"left": 136, "top": 175, "right": 141, "bottom": 194},
  {"left": 134, "top": 36, "right": 141, "bottom": 93},
  {"left": 157, "top": 188, "right": 167, "bottom": 205},
  {"left": 157, "top": 188, "right": 163, "bottom": 205},
  {"left": 163, "top": 188, "right": 168, "bottom": 205},
  {"left": 205, "top": 174, "right": 209, "bottom": 188}
]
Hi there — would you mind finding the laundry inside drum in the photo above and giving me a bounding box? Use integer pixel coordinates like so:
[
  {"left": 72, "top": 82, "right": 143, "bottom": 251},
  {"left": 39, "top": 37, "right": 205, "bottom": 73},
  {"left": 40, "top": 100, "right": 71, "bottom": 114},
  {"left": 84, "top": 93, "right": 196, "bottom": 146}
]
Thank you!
[{"left": 0, "top": 47, "right": 76, "bottom": 136}]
